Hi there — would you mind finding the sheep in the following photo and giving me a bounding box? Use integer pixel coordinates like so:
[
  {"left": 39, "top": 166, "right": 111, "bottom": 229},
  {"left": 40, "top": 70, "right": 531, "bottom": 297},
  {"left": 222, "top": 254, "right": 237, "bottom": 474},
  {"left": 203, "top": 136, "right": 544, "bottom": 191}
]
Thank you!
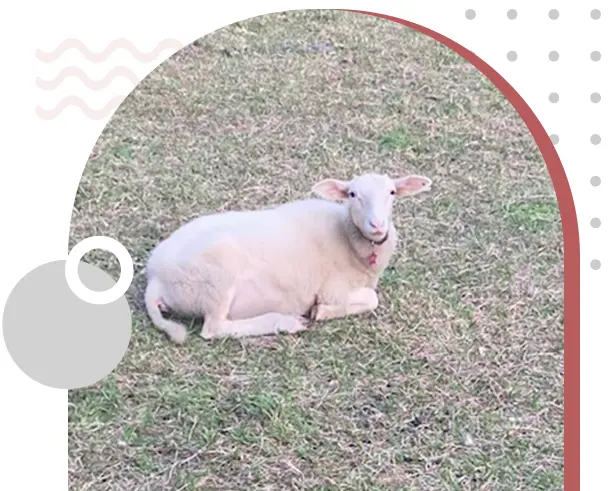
[{"left": 144, "top": 172, "right": 432, "bottom": 344}]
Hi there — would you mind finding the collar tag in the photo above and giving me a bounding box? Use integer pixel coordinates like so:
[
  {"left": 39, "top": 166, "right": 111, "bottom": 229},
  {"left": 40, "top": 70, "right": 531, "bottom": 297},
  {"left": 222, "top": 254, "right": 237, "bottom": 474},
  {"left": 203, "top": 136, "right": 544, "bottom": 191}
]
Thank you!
[{"left": 369, "top": 251, "right": 378, "bottom": 265}]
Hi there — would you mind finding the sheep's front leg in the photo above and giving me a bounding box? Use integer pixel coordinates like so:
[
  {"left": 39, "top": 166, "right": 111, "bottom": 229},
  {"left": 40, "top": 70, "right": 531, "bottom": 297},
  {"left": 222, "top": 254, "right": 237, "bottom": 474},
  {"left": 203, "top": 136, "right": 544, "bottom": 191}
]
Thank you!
[
  {"left": 202, "top": 313, "right": 309, "bottom": 339},
  {"left": 311, "top": 287, "right": 379, "bottom": 321},
  {"left": 206, "top": 313, "right": 309, "bottom": 339}
]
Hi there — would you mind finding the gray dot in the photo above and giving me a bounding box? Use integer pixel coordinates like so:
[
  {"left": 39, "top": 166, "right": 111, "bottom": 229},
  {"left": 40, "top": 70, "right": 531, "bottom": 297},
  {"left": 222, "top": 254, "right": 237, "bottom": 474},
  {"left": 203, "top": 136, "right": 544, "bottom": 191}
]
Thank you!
[
  {"left": 2, "top": 261, "right": 132, "bottom": 389},
  {"left": 591, "top": 218, "right": 602, "bottom": 228},
  {"left": 507, "top": 9, "right": 518, "bottom": 20},
  {"left": 590, "top": 259, "right": 601, "bottom": 270},
  {"left": 591, "top": 51, "right": 601, "bottom": 61},
  {"left": 590, "top": 176, "right": 601, "bottom": 186},
  {"left": 549, "top": 51, "right": 560, "bottom": 61},
  {"left": 507, "top": 51, "right": 518, "bottom": 61},
  {"left": 591, "top": 9, "right": 601, "bottom": 20},
  {"left": 591, "top": 93, "right": 602, "bottom": 103},
  {"left": 465, "top": 9, "right": 476, "bottom": 20},
  {"left": 548, "top": 9, "right": 560, "bottom": 20},
  {"left": 550, "top": 134, "right": 560, "bottom": 144},
  {"left": 591, "top": 134, "right": 602, "bottom": 145},
  {"left": 549, "top": 93, "right": 560, "bottom": 103}
]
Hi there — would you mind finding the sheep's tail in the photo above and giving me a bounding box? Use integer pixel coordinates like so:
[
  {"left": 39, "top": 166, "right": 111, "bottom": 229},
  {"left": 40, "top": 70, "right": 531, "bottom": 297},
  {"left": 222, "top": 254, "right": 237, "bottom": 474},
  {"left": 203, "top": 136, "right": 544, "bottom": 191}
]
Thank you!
[{"left": 144, "top": 277, "right": 188, "bottom": 344}]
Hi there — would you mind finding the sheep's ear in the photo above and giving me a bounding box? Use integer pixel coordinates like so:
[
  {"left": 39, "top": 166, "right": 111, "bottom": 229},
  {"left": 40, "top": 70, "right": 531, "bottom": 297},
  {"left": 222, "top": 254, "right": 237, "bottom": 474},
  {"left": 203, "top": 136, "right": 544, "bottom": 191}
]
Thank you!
[
  {"left": 312, "top": 179, "right": 350, "bottom": 201},
  {"left": 393, "top": 175, "right": 432, "bottom": 197}
]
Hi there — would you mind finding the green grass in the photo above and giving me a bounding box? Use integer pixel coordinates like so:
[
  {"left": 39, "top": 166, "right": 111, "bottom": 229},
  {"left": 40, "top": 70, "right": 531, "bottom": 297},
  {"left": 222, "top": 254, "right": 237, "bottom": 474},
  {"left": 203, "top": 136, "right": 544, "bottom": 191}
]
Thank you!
[
  {"left": 379, "top": 126, "right": 413, "bottom": 150},
  {"left": 505, "top": 202, "right": 559, "bottom": 231},
  {"left": 68, "top": 10, "right": 564, "bottom": 491}
]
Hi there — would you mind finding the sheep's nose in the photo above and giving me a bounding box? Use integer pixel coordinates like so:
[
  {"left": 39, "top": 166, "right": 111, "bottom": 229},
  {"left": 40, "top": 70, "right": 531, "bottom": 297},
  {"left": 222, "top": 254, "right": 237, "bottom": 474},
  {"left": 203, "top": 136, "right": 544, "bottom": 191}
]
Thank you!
[{"left": 369, "top": 219, "right": 385, "bottom": 230}]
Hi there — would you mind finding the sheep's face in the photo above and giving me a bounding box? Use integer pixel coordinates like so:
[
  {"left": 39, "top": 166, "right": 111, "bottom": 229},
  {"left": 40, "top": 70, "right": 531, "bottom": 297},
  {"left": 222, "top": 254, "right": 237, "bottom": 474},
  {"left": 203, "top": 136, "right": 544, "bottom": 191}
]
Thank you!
[{"left": 312, "top": 173, "right": 432, "bottom": 241}]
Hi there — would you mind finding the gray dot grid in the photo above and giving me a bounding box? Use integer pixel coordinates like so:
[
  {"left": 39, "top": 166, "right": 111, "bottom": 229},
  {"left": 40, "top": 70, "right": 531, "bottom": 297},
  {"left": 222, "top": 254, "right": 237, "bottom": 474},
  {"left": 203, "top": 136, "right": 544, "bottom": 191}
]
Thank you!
[
  {"left": 469, "top": 8, "right": 604, "bottom": 269},
  {"left": 588, "top": 10, "right": 603, "bottom": 269}
]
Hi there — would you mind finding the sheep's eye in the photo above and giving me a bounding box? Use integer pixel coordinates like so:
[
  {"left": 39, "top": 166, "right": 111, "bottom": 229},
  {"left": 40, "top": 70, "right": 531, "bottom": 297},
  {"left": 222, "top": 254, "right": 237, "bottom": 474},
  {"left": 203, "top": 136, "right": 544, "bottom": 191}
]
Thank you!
[
  {"left": 390, "top": 189, "right": 396, "bottom": 195},
  {"left": 349, "top": 191, "right": 356, "bottom": 198}
]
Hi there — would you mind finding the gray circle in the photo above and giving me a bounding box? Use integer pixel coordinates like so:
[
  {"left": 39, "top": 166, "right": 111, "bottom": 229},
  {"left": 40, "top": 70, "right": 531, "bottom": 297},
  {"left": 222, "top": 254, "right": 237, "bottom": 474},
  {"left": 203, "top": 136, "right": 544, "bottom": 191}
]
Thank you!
[
  {"left": 507, "top": 9, "right": 518, "bottom": 20},
  {"left": 590, "top": 176, "right": 601, "bottom": 186},
  {"left": 591, "top": 218, "right": 602, "bottom": 228},
  {"left": 2, "top": 261, "right": 132, "bottom": 389},
  {"left": 548, "top": 9, "right": 560, "bottom": 20},
  {"left": 591, "top": 134, "right": 602, "bottom": 145},
  {"left": 591, "top": 9, "right": 601, "bottom": 20},
  {"left": 591, "top": 51, "right": 601, "bottom": 61},
  {"left": 549, "top": 93, "right": 560, "bottom": 103},
  {"left": 591, "top": 93, "right": 602, "bottom": 103},
  {"left": 550, "top": 134, "right": 560, "bottom": 144},
  {"left": 590, "top": 260, "right": 601, "bottom": 270},
  {"left": 507, "top": 51, "right": 518, "bottom": 61},
  {"left": 465, "top": 9, "right": 476, "bottom": 20},
  {"left": 549, "top": 51, "right": 560, "bottom": 61}
]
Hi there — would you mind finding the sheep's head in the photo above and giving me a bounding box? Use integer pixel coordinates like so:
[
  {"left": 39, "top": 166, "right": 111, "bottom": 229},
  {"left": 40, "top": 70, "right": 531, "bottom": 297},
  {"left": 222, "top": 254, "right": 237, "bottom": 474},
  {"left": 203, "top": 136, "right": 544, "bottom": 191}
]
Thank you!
[{"left": 312, "top": 173, "right": 432, "bottom": 241}]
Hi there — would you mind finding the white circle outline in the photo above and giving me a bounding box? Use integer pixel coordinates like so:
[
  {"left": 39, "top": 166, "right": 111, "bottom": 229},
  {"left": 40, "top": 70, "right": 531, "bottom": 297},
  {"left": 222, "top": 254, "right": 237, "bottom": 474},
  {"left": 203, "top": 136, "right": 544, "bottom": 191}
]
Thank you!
[{"left": 65, "top": 236, "right": 134, "bottom": 305}]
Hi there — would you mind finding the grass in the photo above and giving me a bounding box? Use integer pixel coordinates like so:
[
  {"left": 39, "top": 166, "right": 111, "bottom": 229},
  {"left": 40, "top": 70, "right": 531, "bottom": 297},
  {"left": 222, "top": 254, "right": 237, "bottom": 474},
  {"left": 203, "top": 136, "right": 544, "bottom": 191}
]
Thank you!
[
  {"left": 379, "top": 126, "right": 413, "bottom": 150},
  {"left": 68, "top": 10, "right": 564, "bottom": 491}
]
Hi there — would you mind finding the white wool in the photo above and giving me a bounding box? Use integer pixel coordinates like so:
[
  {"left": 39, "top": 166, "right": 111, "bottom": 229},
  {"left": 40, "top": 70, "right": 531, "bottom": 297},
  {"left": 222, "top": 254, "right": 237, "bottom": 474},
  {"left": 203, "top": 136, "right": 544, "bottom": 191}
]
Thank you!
[{"left": 144, "top": 173, "right": 432, "bottom": 343}]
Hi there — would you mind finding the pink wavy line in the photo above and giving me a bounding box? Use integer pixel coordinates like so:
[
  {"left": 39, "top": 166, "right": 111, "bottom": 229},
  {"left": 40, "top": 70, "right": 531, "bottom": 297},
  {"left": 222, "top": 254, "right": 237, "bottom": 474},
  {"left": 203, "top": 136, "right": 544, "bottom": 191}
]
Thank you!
[
  {"left": 36, "top": 66, "right": 140, "bottom": 90},
  {"left": 36, "top": 38, "right": 184, "bottom": 63},
  {"left": 35, "top": 95, "right": 126, "bottom": 120}
]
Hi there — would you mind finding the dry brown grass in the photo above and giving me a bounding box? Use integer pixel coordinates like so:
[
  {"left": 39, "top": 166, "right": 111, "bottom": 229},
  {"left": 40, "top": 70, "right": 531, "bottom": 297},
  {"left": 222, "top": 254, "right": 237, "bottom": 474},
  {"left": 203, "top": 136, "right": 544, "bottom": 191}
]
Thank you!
[{"left": 69, "top": 10, "right": 563, "bottom": 490}]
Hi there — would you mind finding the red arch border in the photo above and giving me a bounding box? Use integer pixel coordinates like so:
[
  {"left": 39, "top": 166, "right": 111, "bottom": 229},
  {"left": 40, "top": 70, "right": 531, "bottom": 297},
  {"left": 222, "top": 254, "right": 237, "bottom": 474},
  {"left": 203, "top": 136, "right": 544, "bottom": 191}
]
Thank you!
[{"left": 348, "top": 10, "right": 579, "bottom": 489}]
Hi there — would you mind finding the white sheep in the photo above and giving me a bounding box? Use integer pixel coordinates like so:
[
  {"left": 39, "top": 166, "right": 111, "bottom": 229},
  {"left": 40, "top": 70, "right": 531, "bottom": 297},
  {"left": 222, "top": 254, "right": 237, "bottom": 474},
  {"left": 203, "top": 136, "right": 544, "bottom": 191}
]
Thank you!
[{"left": 144, "top": 172, "right": 432, "bottom": 344}]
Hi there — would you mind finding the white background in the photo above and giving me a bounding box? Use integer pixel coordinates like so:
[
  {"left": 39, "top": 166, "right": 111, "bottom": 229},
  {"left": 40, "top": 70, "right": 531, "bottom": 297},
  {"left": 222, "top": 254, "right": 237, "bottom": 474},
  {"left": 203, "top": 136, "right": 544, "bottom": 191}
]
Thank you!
[{"left": 1, "top": 1, "right": 604, "bottom": 489}]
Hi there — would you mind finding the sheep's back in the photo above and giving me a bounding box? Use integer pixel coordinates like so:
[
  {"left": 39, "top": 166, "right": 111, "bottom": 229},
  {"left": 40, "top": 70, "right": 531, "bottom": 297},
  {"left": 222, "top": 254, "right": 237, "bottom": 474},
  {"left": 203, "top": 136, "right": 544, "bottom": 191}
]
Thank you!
[{"left": 148, "top": 199, "right": 347, "bottom": 275}]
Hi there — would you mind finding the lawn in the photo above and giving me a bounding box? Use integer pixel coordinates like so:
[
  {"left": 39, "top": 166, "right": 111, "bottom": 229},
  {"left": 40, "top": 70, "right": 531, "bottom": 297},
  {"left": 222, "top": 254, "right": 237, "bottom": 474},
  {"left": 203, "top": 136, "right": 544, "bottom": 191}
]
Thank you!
[{"left": 68, "top": 10, "right": 564, "bottom": 491}]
